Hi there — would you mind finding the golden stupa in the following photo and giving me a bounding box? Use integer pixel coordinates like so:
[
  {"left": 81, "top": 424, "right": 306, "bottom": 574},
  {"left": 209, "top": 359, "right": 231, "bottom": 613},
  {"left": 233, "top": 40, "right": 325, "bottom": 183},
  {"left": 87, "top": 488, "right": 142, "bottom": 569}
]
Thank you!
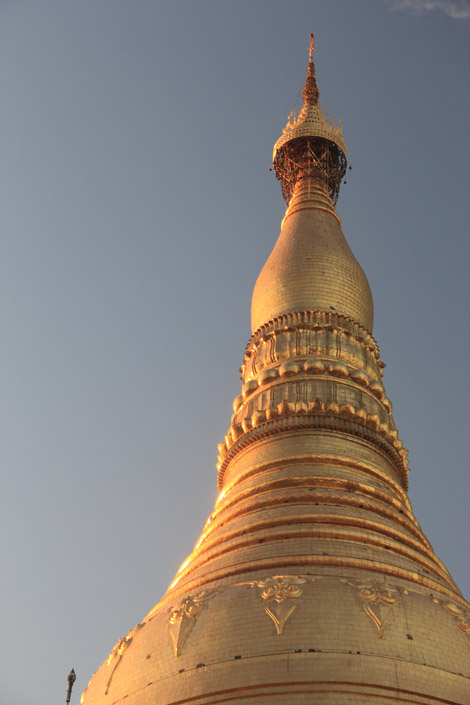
[{"left": 80, "top": 35, "right": 470, "bottom": 704}]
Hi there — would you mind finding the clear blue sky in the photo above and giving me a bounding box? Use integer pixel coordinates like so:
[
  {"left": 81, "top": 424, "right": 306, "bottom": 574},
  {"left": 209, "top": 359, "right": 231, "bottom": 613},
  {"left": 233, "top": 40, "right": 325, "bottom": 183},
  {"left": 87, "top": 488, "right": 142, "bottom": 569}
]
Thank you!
[{"left": 1, "top": 2, "right": 469, "bottom": 703}]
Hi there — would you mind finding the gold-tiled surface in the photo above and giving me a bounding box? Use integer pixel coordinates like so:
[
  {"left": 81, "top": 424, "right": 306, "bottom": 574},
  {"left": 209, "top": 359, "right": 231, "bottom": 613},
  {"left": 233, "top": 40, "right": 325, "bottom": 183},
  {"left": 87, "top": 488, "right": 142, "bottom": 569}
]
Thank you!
[
  {"left": 80, "top": 315, "right": 470, "bottom": 703},
  {"left": 251, "top": 177, "right": 374, "bottom": 334},
  {"left": 81, "top": 569, "right": 469, "bottom": 703}
]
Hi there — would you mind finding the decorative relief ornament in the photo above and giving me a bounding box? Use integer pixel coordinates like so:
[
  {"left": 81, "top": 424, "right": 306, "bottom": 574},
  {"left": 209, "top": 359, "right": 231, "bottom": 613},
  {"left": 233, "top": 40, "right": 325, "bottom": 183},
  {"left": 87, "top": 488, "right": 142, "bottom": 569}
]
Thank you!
[
  {"left": 105, "top": 623, "right": 143, "bottom": 694},
  {"left": 162, "top": 576, "right": 468, "bottom": 663},
  {"left": 168, "top": 590, "right": 216, "bottom": 657},
  {"left": 442, "top": 602, "right": 470, "bottom": 646},
  {"left": 458, "top": 618, "right": 470, "bottom": 644},
  {"left": 252, "top": 575, "right": 307, "bottom": 635},
  {"left": 357, "top": 582, "right": 396, "bottom": 638}
]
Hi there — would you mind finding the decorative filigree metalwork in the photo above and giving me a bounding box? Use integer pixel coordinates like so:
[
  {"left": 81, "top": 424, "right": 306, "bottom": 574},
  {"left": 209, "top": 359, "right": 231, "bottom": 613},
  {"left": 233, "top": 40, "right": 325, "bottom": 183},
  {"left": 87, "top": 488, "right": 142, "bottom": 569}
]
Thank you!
[
  {"left": 272, "top": 37, "right": 347, "bottom": 206},
  {"left": 274, "top": 137, "right": 346, "bottom": 206}
]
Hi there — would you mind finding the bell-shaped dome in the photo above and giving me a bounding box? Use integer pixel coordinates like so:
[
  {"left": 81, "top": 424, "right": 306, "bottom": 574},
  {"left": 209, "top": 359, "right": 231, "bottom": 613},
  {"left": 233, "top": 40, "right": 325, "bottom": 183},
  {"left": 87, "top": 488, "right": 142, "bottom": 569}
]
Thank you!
[{"left": 251, "top": 174, "right": 374, "bottom": 333}]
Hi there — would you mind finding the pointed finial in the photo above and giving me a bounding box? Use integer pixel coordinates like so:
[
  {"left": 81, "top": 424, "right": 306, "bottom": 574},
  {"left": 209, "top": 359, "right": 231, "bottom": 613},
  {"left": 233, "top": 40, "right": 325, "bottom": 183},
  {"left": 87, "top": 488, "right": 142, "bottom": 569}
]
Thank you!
[
  {"left": 308, "top": 33, "right": 315, "bottom": 63},
  {"left": 302, "top": 33, "right": 319, "bottom": 105}
]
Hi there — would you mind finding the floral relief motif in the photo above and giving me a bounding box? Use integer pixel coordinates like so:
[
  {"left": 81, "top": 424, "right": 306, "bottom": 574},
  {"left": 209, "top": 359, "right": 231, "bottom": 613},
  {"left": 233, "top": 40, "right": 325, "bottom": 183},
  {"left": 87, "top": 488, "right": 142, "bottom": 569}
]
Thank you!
[
  {"left": 162, "top": 575, "right": 468, "bottom": 661},
  {"left": 357, "top": 582, "right": 396, "bottom": 638},
  {"left": 457, "top": 618, "right": 470, "bottom": 644},
  {"left": 253, "top": 575, "right": 307, "bottom": 635},
  {"left": 105, "top": 623, "right": 143, "bottom": 694},
  {"left": 168, "top": 590, "right": 216, "bottom": 657},
  {"left": 442, "top": 602, "right": 470, "bottom": 646}
]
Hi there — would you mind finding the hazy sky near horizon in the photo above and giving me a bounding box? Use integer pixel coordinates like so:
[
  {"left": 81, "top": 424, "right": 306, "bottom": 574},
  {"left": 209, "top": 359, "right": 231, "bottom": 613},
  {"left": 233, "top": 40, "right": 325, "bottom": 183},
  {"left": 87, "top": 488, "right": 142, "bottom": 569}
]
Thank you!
[{"left": 1, "top": 1, "right": 469, "bottom": 703}]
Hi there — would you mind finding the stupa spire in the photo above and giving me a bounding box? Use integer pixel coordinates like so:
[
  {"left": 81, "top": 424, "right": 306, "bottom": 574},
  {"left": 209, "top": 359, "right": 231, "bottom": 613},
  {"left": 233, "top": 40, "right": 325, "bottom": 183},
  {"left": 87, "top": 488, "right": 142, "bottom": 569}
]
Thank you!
[
  {"left": 273, "top": 35, "right": 346, "bottom": 206},
  {"left": 80, "top": 35, "right": 470, "bottom": 705},
  {"left": 302, "top": 32, "right": 319, "bottom": 104},
  {"left": 252, "top": 35, "right": 373, "bottom": 334},
  {"left": 309, "top": 32, "right": 315, "bottom": 62}
]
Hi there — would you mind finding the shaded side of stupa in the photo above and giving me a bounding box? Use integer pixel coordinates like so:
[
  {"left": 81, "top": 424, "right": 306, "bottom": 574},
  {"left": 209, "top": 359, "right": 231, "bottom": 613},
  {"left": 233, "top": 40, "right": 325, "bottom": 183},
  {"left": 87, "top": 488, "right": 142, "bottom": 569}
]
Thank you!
[{"left": 80, "top": 35, "right": 470, "bottom": 705}]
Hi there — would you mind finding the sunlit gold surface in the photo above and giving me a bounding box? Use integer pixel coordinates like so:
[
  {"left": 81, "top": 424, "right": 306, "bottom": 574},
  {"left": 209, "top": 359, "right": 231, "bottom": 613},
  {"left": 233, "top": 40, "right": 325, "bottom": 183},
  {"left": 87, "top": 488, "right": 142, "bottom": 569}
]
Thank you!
[
  {"left": 80, "top": 290, "right": 470, "bottom": 704},
  {"left": 251, "top": 176, "right": 374, "bottom": 334},
  {"left": 80, "top": 41, "right": 469, "bottom": 705}
]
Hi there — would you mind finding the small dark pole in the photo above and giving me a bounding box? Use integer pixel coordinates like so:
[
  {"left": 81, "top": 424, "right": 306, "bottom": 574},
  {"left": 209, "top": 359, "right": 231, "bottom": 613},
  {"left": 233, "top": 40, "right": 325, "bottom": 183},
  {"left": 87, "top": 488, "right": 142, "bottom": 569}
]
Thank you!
[{"left": 66, "top": 669, "right": 76, "bottom": 705}]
